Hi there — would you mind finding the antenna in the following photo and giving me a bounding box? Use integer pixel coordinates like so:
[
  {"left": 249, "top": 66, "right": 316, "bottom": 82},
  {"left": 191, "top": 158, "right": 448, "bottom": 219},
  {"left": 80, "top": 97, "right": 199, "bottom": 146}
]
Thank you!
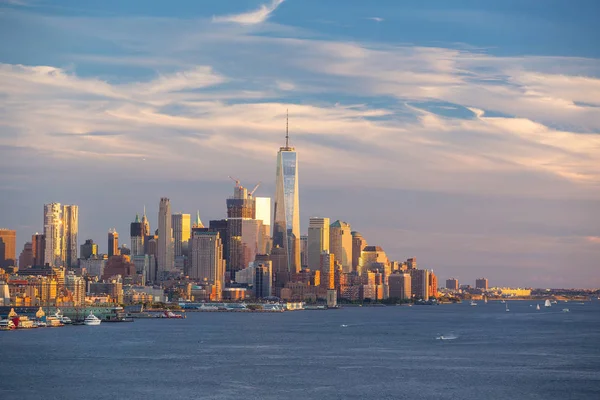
[{"left": 285, "top": 109, "right": 289, "bottom": 148}]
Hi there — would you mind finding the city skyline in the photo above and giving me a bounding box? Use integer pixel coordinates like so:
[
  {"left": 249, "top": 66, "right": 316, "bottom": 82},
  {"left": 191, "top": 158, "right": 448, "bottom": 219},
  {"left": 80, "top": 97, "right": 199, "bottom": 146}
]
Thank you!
[{"left": 1, "top": 1, "right": 599, "bottom": 288}]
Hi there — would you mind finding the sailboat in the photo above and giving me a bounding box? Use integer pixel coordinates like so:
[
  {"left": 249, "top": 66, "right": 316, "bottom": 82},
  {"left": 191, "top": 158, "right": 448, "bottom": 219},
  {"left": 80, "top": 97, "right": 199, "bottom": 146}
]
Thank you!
[
  {"left": 536, "top": 304, "right": 540, "bottom": 310},
  {"left": 484, "top": 297, "right": 488, "bottom": 304},
  {"left": 544, "top": 299, "right": 551, "bottom": 308},
  {"left": 505, "top": 303, "right": 510, "bottom": 312}
]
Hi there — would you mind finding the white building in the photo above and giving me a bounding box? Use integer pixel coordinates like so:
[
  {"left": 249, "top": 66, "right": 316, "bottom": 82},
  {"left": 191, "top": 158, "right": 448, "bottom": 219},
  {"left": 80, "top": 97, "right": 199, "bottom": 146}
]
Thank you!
[{"left": 308, "top": 217, "right": 330, "bottom": 271}]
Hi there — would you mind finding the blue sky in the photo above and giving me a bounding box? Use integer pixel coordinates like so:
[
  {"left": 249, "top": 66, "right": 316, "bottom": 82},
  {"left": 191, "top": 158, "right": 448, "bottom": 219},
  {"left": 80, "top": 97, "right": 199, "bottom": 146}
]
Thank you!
[{"left": 1, "top": 0, "right": 599, "bottom": 287}]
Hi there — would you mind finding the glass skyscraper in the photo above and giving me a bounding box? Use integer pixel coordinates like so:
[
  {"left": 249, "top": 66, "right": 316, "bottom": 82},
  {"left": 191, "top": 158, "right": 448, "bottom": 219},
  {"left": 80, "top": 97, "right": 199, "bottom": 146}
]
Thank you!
[{"left": 273, "top": 121, "right": 300, "bottom": 275}]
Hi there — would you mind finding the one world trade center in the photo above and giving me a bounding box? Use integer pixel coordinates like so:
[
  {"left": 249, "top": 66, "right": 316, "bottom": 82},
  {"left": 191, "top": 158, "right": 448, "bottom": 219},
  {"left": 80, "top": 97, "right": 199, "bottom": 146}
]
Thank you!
[{"left": 273, "top": 112, "right": 301, "bottom": 275}]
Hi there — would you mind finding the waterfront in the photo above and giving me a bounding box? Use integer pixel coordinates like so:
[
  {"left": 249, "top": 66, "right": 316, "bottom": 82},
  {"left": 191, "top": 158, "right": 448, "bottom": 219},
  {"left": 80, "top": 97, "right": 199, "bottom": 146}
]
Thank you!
[{"left": 1, "top": 301, "right": 600, "bottom": 399}]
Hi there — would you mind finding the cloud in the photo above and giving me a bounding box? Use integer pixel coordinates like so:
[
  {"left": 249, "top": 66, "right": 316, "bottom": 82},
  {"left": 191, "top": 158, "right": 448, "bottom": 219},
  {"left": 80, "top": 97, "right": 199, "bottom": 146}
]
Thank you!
[
  {"left": 212, "top": 0, "right": 284, "bottom": 25},
  {"left": 367, "top": 17, "right": 383, "bottom": 22}
]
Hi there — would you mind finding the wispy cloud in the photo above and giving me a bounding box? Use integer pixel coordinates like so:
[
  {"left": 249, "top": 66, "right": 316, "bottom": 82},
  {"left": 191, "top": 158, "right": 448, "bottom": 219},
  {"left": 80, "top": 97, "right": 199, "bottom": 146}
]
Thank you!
[
  {"left": 212, "top": 0, "right": 284, "bottom": 25},
  {"left": 367, "top": 17, "right": 383, "bottom": 22}
]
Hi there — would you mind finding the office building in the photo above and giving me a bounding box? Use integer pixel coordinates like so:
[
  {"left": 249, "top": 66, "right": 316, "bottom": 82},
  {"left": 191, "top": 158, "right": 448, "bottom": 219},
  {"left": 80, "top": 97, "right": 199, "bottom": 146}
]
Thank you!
[
  {"left": 388, "top": 273, "right": 411, "bottom": 300},
  {"left": 272, "top": 114, "right": 301, "bottom": 276},
  {"left": 62, "top": 204, "right": 78, "bottom": 267},
  {"left": 351, "top": 231, "right": 367, "bottom": 273},
  {"left": 358, "top": 246, "right": 388, "bottom": 276},
  {"left": 446, "top": 278, "right": 459, "bottom": 290},
  {"left": 319, "top": 251, "right": 335, "bottom": 290},
  {"left": 130, "top": 214, "right": 144, "bottom": 256},
  {"left": 429, "top": 271, "right": 438, "bottom": 298},
  {"left": 329, "top": 220, "right": 352, "bottom": 273},
  {"left": 31, "top": 233, "right": 45, "bottom": 266},
  {"left": 308, "top": 217, "right": 330, "bottom": 271},
  {"left": 189, "top": 230, "right": 226, "bottom": 300},
  {"left": 141, "top": 207, "right": 150, "bottom": 238},
  {"left": 254, "top": 262, "right": 272, "bottom": 299},
  {"left": 157, "top": 197, "right": 174, "bottom": 277},
  {"left": 79, "top": 256, "right": 107, "bottom": 278},
  {"left": 108, "top": 229, "right": 119, "bottom": 257},
  {"left": 0, "top": 228, "right": 16, "bottom": 268},
  {"left": 226, "top": 182, "right": 255, "bottom": 273},
  {"left": 65, "top": 271, "right": 85, "bottom": 306},
  {"left": 172, "top": 213, "right": 191, "bottom": 257},
  {"left": 43, "top": 203, "right": 62, "bottom": 267},
  {"left": 80, "top": 239, "right": 98, "bottom": 260},
  {"left": 409, "top": 269, "right": 429, "bottom": 301},
  {"left": 19, "top": 242, "right": 34, "bottom": 268},
  {"left": 476, "top": 278, "right": 489, "bottom": 290},
  {"left": 300, "top": 235, "right": 308, "bottom": 268}
]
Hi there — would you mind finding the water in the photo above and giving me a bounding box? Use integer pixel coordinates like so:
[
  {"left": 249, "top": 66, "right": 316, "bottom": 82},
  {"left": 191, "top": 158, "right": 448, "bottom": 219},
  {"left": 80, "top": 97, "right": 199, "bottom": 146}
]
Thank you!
[{"left": 1, "top": 301, "right": 600, "bottom": 399}]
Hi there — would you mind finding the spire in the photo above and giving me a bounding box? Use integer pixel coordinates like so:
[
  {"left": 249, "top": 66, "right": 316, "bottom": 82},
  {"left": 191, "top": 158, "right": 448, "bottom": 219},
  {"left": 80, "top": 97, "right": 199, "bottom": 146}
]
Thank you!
[
  {"left": 143, "top": 204, "right": 146, "bottom": 217},
  {"left": 285, "top": 108, "right": 289, "bottom": 148},
  {"left": 194, "top": 210, "right": 204, "bottom": 228}
]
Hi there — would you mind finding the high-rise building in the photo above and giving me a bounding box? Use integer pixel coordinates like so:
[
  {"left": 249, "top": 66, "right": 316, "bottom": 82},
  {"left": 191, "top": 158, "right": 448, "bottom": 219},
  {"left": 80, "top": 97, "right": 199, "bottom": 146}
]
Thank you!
[
  {"left": 388, "top": 273, "right": 411, "bottom": 300},
  {"left": 407, "top": 257, "right": 417, "bottom": 270},
  {"left": 189, "top": 230, "right": 226, "bottom": 300},
  {"left": 32, "top": 233, "right": 45, "bottom": 266},
  {"left": 172, "top": 213, "right": 191, "bottom": 258},
  {"left": 254, "top": 262, "right": 272, "bottom": 299},
  {"left": 226, "top": 182, "right": 256, "bottom": 274},
  {"left": 157, "top": 197, "right": 174, "bottom": 277},
  {"left": 428, "top": 271, "right": 438, "bottom": 298},
  {"left": 130, "top": 214, "right": 144, "bottom": 256},
  {"left": 446, "top": 278, "right": 459, "bottom": 290},
  {"left": 43, "top": 203, "right": 62, "bottom": 267},
  {"left": 409, "top": 269, "right": 429, "bottom": 301},
  {"left": 254, "top": 197, "right": 272, "bottom": 255},
  {"left": 476, "top": 278, "right": 489, "bottom": 290},
  {"left": 108, "top": 229, "right": 119, "bottom": 257},
  {"left": 192, "top": 211, "right": 204, "bottom": 229},
  {"left": 65, "top": 271, "right": 85, "bottom": 306},
  {"left": 80, "top": 239, "right": 98, "bottom": 260},
  {"left": 351, "top": 231, "right": 367, "bottom": 273},
  {"left": 358, "top": 246, "right": 388, "bottom": 276},
  {"left": 62, "top": 204, "right": 78, "bottom": 268},
  {"left": 329, "top": 220, "right": 352, "bottom": 273},
  {"left": 300, "top": 235, "right": 308, "bottom": 268},
  {"left": 272, "top": 114, "right": 301, "bottom": 276},
  {"left": 308, "top": 217, "right": 330, "bottom": 271},
  {"left": 320, "top": 251, "right": 335, "bottom": 290},
  {"left": 19, "top": 242, "right": 34, "bottom": 268},
  {"left": 0, "top": 228, "right": 16, "bottom": 268},
  {"left": 141, "top": 206, "right": 150, "bottom": 238}
]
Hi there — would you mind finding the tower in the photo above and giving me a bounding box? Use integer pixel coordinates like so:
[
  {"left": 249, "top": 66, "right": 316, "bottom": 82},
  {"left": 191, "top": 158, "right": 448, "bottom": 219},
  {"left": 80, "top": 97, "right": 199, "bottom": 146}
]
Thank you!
[
  {"left": 272, "top": 111, "right": 300, "bottom": 275},
  {"left": 308, "top": 217, "right": 330, "bottom": 271},
  {"left": 108, "top": 229, "right": 119, "bottom": 257},
  {"left": 189, "top": 230, "right": 226, "bottom": 300},
  {"left": 62, "top": 204, "right": 78, "bottom": 268},
  {"left": 351, "top": 231, "right": 367, "bottom": 273},
  {"left": 330, "top": 220, "right": 352, "bottom": 273},
  {"left": 43, "top": 203, "right": 62, "bottom": 267},
  {"left": 172, "top": 213, "right": 191, "bottom": 258},
  {"left": 141, "top": 206, "right": 150, "bottom": 238},
  {"left": 130, "top": 214, "right": 144, "bottom": 256},
  {"left": 0, "top": 228, "right": 16, "bottom": 268},
  {"left": 157, "top": 197, "right": 174, "bottom": 277}
]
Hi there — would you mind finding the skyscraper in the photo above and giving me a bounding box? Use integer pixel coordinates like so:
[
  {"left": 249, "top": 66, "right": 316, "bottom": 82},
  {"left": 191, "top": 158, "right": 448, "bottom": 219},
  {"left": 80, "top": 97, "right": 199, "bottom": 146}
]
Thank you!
[
  {"left": 32, "top": 233, "right": 45, "bottom": 266},
  {"left": 273, "top": 114, "right": 300, "bottom": 275},
  {"left": 130, "top": 214, "right": 144, "bottom": 256},
  {"left": 141, "top": 206, "right": 150, "bottom": 238},
  {"left": 108, "top": 229, "right": 119, "bottom": 257},
  {"left": 43, "top": 203, "right": 62, "bottom": 267},
  {"left": 389, "top": 273, "right": 411, "bottom": 300},
  {"left": 254, "top": 262, "right": 272, "bottom": 299},
  {"left": 351, "top": 231, "right": 367, "bottom": 273},
  {"left": 80, "top": 239, "right": 98, "bottom": 260},
  {"left": 0, "top": 228, "right": 16, "bottom": 268},
  {"left": 19, "top": 242, "right": 34, "bottom": 268},
  {"left": 329, "top": 220, "right": 352, "bottom": 273},
  {"left": 189, "top": 230, "right": 226, "bottom": 300},
  {"left": 172, "top": 213, "right": 191, "bottom": 257},
  {"left": 157, "top": 197, "right": 174, "bottom": 277},
  {"left": 226, "top": 182, "right": 255, "bottom": 274},
  {"left": 62, "top": 204, "right": 78, "bottom": 267},
  {"left": 308, "top": 217, "right": 330, "bottom": 271}
]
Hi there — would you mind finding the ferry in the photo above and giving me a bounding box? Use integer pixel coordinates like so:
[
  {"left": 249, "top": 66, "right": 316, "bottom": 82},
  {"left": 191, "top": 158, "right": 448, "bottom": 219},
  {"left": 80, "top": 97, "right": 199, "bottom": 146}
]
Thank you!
[
  {"left": 161, "top": 310, "right": 185, "bottom": 319},
  {"left": 0, "top": 319, "right": 16, "bottom": 330},
  {"left": 84, "top": 312, "right": 102, "bottom": 326}
]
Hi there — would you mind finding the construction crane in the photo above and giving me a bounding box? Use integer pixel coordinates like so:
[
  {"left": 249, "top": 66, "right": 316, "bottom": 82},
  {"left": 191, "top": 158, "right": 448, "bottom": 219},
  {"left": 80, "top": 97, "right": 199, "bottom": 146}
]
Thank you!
[
  {"left": 249, "top": 182, "right": 261, "bottom": 197},
  {"left": 228, "top": 175, "right": 241, "bottom": 188}
]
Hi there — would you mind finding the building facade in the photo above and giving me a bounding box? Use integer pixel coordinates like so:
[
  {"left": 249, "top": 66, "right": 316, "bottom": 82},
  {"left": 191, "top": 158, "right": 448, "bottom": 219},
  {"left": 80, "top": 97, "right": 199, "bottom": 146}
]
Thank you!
[
  {"left": 0, "top": 228, "right": 16, "bottom": 268},
  {"left": 272, "top": 123, "right": 301, "bottom": 277},
  {"left": 308, "top": 217, "right": 330, "bottom": 272},
  {"left": 351, "top": 231, "right": 367, "bottom": 273},
  {"left": 61, "top": 204, "right": 78, "bottom": 268},
  {"left": 476, "top": 278, "right": 489, "bottom": 290},
  {"left": 108, "top": 229, "right": 119, "bottom": 257},
  {"left": 445, "top": 278, "right": 459, "bottom": 290},
  {"left": 130, "top": 215, "right": 144, "bottom": 256},
  {"left": 157, "top": 197, "right": 174, "bottom": 277},
  {"left": 172, "top": 213, "right": 191, "bottom": 257},
  {"left": 329, "top": 220, "right": 352, "bottom": 273},
  {"left": 43, "top": 203, "right": 62, "bottom": 267},
  {"left": 189, "top": 230, "right": 226, "bottom": 299},
  {"left": 388, "top": 273, "right": 412, "bottom": 300}
]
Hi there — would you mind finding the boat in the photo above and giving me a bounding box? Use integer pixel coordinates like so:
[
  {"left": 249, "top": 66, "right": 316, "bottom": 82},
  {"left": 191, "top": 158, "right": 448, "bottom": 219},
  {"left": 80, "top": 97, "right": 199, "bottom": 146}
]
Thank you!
[
  {"left": 562, "top": 308, "right": 570, "bottom": 313},
  {"left": 17, "top": 315, "right": 36, "bottom": 329},
  {"left": 54, "top": 310, "right": 72, "bottom": 325},
  {"left": 484, "top": 297, "right": 488, "bottom": 304},
  {"left": 84, "top": 312, "right": 102, "bottom": 326},
  {"left": 0, "top": 319, "right": 16, "bottom": 330},
  {"left": 162, "top": 310, "right": 185, "bottom": 319},
  {"left": 104, "top": 307, "right": 134, "bottom": 322},
  {"left": 505, "top": 303, "right": 510, "bottom": 312},
  {"left": 436, "top": 334, "right": 458, "bottom": 340},
  {"left": 544, "top": 299, "right": 551, "bottom": 308},
  {"left": 536, "top": 304, "right": 540, "bottom": 310},
  {"left": 470, "top": 301, "right": 477, "bottom": 306},
  {"left": 500, "top": 300, "right": 506, "bottom": 304},
  {"left": 552, "top": 300, "right": 558, "bottom": 304}
]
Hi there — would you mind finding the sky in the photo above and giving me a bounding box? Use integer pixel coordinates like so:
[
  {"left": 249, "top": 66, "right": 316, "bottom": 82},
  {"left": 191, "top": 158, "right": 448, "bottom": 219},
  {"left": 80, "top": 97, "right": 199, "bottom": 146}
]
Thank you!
[{"left": 1, "top": 0, "right": 599, "bottom": 288}]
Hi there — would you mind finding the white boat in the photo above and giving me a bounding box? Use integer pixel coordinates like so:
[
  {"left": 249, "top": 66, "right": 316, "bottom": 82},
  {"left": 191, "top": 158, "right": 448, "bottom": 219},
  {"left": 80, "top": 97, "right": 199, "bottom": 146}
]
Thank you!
[
  {"left": 536, "top": 304, "right": 540, "bottom": 310},
  {"left": 84, "top": 312, "right": 102, "bottom": 326},
  {"left": 552, "top": 301, "right": 558, "bottom": 304},
  {"left": 470, "top": 301, "right": 477, "bottom": 306},
  {"left": 544, "top": 300, "right": 551, "bottom": 308},
  {"left": 484, "top": 297, "right": 488, "bottom": 304},
  {"left": 501, "top": 300, "right": 506, "bottom": 304},
  {"left": 562, "top": 308, "right": 570, "bottom": 313},
  {"left": 505, "top": 303, "right": 510, "bottom": 312},
  {"left": 54, "top": 310, "right": 72, "bottom": 324},
  {"left": 0, "top": 319, "right": 16, "bottom": 330}
]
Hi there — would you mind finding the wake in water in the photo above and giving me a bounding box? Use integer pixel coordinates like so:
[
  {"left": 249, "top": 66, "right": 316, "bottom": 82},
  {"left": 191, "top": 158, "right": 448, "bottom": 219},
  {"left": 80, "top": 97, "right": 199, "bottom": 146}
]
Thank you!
[{"left": 436, "top": 333, "right": 458, "bottom": 340}]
